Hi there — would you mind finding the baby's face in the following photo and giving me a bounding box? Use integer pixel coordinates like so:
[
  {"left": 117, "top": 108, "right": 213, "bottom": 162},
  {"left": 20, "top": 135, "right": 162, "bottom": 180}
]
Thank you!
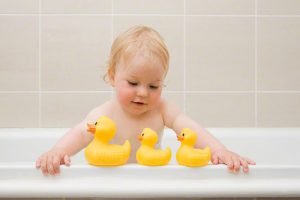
[{"left": 112, "top": 53, "right": 166, "bottom": 116}]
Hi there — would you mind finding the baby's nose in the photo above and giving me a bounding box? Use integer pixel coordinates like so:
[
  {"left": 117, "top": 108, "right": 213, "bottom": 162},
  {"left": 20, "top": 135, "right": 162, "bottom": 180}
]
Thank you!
[{"left": 137, "top": 86, "right": 148, "bottom": 97}]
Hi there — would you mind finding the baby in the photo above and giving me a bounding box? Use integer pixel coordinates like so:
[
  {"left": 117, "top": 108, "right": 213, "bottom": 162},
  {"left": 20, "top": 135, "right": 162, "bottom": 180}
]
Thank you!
[{"left": 36, "top": 25, "right": 255, "bottom": 175}]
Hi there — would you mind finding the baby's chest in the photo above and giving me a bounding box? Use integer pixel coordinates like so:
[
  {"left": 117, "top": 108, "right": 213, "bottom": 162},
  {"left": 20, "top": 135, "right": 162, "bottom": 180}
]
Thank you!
[{"left": 112, "top": 115, "right": 165, "bottom": 142}]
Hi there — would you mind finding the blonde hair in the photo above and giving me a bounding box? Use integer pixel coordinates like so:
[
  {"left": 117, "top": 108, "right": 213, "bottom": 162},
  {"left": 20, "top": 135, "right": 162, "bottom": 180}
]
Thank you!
[{"left": 104, "top": 25, "right": 169, "bottom": 82}]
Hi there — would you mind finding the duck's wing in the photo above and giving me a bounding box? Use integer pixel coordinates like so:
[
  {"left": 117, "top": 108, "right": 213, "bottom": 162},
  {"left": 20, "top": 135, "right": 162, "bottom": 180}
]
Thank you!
[
  {"left": 195, "top": 146, "right": 210, "bottom": 154},
  {"left": 122, "top": 140, "right": 131, "bottom": 156}
]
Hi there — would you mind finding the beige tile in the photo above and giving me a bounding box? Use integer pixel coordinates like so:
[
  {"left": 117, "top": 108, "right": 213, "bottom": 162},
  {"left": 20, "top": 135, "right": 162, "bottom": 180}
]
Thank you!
[
  {"left": 186, "top": 0, "right": 254, "bottom": 15},
  {"left": 0, "top": 93, "right": 38, "bottom": 127},
  {"left": 42, "top": 0, "right": 111, "bottom": 14},
  {"left": 162, "top": 92, "right": 185, "bottom": 112},
  {"left": 114, "top": 0, "right": 183, "bottom": 14},
  {"left": 258, "top": 93, "right": 300, "bottom": 127},
  {"left": 186, "top": 16, "right": 254, "bottom": 91},
  {"left": 41, "top": 92, "right": 112, "bottom": 127},
  {"left": 41, "top": 16, "right": 112, "bottom": 91},
  {"left": 186, "top": 93, "right": 255, "bottom": 127},
  {"left": 114, "top": 16, "right": 184, "bottom": 91},
  {"left": 258, "top": 17, "right": 300, "bottom": 90},
  {"left": 258, "top": 0, "right": 300, "bottom": 15},
  {"left": 0, "top": 16, "right": 38, "bottom": 91},
  {"left": 0, "top": 0, "right": 38, "bottom": 14}
]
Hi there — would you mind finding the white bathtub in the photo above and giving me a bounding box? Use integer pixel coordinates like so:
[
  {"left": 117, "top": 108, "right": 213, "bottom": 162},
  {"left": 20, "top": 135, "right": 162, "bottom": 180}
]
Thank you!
[{"left": 0, "top": 128, "right": 300, "bottom": 198}]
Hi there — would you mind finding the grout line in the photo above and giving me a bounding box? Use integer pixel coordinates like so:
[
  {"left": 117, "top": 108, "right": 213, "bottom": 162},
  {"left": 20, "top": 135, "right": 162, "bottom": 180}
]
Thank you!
[
  {"left": 186, "top": 91, "right": 256, "bottom": 93},
  {"left": 111, "top": 0, "right": 114, "bottom": 52},
  {"left": 187, "top": 14, "right": 300, "bottom": 17},
  {"left": 185, "top": 91, "right": 300, "bottom": 93},
  {"left": 183, "top": 0, "right": 186, "bottom": 114},
  {"left": 257, "top": 91, "right": 300, "bottom": 93},
  {"left": 187, "top": 14, "right": 257, "bottom": 17},
  {"left": 110, "top": 0, "right": 114, "bottom": 99},
  {"left": 1, "top": 90, "right": 300, "bottom": 94},
  {"left": 1, "top": 13, "right": 300, "bottom": 17},
  {"left": 258, "top": 14, "right": 300, "bottom": 17},
  {"left": 38, "top": 0, "right": 42, "bottom": 127},
  {"left": 255, "top": 0, "right": 258, "bottom": 127},
  {"left": 0, "top": 91, "right": 113, "bottom": 94},
  {"left": 41, "top": 90, "right": 113, "bottom": 93}
]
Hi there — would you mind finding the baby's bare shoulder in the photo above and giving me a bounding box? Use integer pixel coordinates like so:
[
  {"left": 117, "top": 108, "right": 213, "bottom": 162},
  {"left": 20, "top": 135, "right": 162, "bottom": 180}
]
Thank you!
[
  {"left": 158, "top": 98, "right": 182, "bottom": 128},
  {"left": 159, "top": 98, "right": 181, "bottom": 114},
  {"left": 85, "top": 100, "right": 113, "bottom": 122}
]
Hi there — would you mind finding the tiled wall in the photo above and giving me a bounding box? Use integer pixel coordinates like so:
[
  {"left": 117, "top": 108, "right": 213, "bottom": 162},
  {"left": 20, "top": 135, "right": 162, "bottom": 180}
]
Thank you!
[{"left": 0, "top": 0, "right": 299, "bottom": 128}]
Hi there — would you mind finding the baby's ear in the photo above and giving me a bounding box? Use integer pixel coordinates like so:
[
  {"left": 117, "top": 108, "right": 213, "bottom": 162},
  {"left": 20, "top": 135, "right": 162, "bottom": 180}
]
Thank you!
[{"left": 107, "top": 70, "right": 115, "bottom": 86}]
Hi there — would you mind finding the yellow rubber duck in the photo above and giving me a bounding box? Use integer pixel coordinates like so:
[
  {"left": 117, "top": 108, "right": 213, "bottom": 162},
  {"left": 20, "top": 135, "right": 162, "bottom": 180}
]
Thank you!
[
  {"left": 136, "top": 128, "right": 171, "bottom": 166},
  {"left": 176, "top": 128, "right": 211, "bottom": 167},
  {"left": 84, "top": 116, "right": 131, "bottom": 166}
]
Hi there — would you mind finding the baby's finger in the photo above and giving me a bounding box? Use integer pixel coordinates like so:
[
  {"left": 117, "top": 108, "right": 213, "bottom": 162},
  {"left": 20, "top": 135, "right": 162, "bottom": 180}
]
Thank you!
[
  {"left": 223, "top": 156, "right": 234, "bottom": 172},
  {"left": 246, "top": 157, "right": 256, "bottom": 165},
  {"left": 64, "top": 155, "right": 71, "bottom": 167},
  {"left": 40, "top": 157, "right": 48, "bottom": 175},
  {"left": 36, "top": 157, "right": 41, "bottom": 169},
  {"left": 211, "top": 154, "right": 219, "bottom": 165},
  {"left": 240, "top": 158, "right": 249, "bottom": 173},
  {"left": 47, "top": 156, "right": 55, "bottom": 175},
  {"left": 52, "top": 155, "right": 60, "bottom": 174},
  {"left": 233, "top": 158, "right": 240, "bottom": 172}
]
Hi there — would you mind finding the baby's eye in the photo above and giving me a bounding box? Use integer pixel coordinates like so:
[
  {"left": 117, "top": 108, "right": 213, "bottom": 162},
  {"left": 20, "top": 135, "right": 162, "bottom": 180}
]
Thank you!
[
  {"left": 127, "top": 81, "right": 138, "bottom": 86},
  {"left": 149, "top": 85, "right": 159, "bottom": 90}
]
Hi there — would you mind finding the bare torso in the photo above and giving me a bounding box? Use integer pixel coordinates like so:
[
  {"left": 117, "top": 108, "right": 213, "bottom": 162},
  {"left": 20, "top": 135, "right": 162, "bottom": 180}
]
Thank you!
[{"left": 87, "top": 98, "right": 165, "bottom": 163}]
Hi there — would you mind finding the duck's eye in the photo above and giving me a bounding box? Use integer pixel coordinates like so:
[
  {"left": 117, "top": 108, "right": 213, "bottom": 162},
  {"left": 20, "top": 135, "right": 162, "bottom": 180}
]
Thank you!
[
  {"left": 142, "top": 133, "right": 144, "bottom": 136},
  {"left": 95, "top": 122, "right": 98, "bottom": 126},
  {"left": 182, "top": 133, "right": 185, "bottom": 136}
]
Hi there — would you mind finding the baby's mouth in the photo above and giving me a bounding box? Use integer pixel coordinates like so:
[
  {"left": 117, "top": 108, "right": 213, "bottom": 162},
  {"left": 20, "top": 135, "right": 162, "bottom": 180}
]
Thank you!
[{"left": 132, "top": 101, "right": 146, "bottom": 105}]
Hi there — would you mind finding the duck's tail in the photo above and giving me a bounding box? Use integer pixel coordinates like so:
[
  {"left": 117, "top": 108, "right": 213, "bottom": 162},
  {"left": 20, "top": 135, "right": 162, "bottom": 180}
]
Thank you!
[
  {"left": 202, "top": 146, "right": 211, "bottom": 160},
  {"left": 123, "top": 140, "right": 131, "bottom": 158},
  {"left": 164, "top": 147, "right": 172, "bottom": 161}
]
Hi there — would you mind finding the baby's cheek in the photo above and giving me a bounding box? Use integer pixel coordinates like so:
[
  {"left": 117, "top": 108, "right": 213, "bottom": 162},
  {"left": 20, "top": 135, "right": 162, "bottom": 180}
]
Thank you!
[
  {"left": 117, "top": 87, "right": 132, "bottom": 104},
  {"left": 150, "top": 90, "right": 162, "bottom": 105}
]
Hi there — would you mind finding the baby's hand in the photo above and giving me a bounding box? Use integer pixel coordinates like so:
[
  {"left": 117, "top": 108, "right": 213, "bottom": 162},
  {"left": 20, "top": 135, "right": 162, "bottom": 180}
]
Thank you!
[
  {"left": 36, "top": 148, "right": 71, "bottom": 176},
  {"left": 211, "top": 148, "right": 255, "bottom": 173}
]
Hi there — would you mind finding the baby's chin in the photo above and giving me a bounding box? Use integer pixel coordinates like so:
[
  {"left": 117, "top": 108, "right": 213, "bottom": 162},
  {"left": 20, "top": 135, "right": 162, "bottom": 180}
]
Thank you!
[
  {"left": 124, "top": 103, "right": 153, "bottom": 116},
  {"left": 128, "top": 107, "right": 149, "bottom": 116}
]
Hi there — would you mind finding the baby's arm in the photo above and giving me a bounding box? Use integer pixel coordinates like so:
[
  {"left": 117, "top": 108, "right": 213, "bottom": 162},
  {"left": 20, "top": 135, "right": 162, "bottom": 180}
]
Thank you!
[
  {"left": 161, "top": 100, "right": 255, "bottom": 173},
  {"left": 36, "top": 105, "right": 106, "bottom": 176}
]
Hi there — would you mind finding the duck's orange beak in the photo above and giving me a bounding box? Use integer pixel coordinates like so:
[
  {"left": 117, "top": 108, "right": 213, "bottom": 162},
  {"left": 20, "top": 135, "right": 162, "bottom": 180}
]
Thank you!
[
  {"left": 177, "top": 135, "right": 184, "bottom": 141},
  {"left": 87, "top": 123, "right": 96, "bottom": 134},
  {"left": 138, "top": 134, "right": 143, "bottom": 141}
]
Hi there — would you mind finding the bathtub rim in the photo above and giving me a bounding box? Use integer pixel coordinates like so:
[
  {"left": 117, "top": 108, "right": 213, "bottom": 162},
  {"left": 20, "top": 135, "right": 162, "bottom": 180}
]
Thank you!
[
  {"left": 1, "top": 128, "right": 300, "bottom": 198},
  {"left": 1, "top": 164, "right": 300, "bottom": 198}
]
